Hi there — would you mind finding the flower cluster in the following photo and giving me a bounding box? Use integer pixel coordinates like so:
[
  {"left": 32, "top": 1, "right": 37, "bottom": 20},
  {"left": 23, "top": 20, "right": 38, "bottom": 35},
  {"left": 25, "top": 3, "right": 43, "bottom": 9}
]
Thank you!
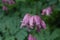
[
  {"left": 20, "top": 7, "right": 52, "bottom": 40},
  {"left": 41, "top": 7, "right": 52, "bottom": 16},
  {"left": 20, "top": 13, "right": 46, "bottom": 32},
  {"left": 2, "top": 0, "right": 15, "bottom": 11},
  {"left": 2, "top": 0, "right": 15, "bottom": 5}
]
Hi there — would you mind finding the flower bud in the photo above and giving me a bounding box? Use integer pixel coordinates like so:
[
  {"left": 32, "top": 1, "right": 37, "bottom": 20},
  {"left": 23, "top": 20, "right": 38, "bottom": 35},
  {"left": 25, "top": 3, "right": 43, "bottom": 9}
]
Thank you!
[{"left": 28, "top": 34, "right": 37, "bottom": 40}]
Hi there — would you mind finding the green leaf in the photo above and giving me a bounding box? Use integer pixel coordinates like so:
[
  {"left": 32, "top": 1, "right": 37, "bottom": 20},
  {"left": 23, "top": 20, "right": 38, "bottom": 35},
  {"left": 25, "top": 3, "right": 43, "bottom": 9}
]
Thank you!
[
  {"left": 40, "top": 0, "right": 46, "bottom": 2},
  {"left": 50, "top": 29, "right": 60, "bottom": 40},
  {"left": 0, "top": 4, "right": 3, "bottom": 7},
  {"left": 5, "top": 36, "right": 15, "bottom": 40},
  {"left": 0, "top": 21, "right": 6, "bottom": 32},
  {"left": 4, "top": 17, "right": 20, "bottom": 35},
  {"left": 55, "top": 4, "right": 60, "bottom": 11},
  {"left": 0, "top": 10, "right": 28, "bottom": 40},
  {"left": 16, "top": 0, "right": 26, "bottom": 2},
  {"left": 35, "top": 29, "right": 46, "bottom": 40},
  {"left": 34, "top": 29, "right": 51, "bottom": 40},
  {"left": 0, "top": 9, "right": 4, "bottom": 18},
  {"left": 15, "top": 29, "right": 27, "bottom": 40},
  {"left": 49, "top": 0, "right": 57, "bottom": 5},
  {"left": 0, "top": 16, "right": 20, "bottom": 35},
  {"left": 0, "top": 36, "right": 2, "bottom": 40}
]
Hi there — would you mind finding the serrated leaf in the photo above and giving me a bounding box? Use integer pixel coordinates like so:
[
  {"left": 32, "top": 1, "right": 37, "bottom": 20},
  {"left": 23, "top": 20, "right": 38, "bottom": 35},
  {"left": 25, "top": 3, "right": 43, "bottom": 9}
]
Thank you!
[
  {"left": 35, "top": 29, "right": 46, "bottom": 40},
  {"left": 5, "top": 36, "right": 15, "bottom": 40},
  {"left": 34, "top": 29, "right": 51, "bottom": 40},
  {"left": 4, "top": 17, "right": 20, "bottom": 35},
  {"left": 15, "top": 29, "right": 27, "bottom": 40},
  {"left": 50, "top": 29, "right": 60, "bottom": 40},
  {"left": 0, "top": 22, "right": 6, "bottom": 32}
]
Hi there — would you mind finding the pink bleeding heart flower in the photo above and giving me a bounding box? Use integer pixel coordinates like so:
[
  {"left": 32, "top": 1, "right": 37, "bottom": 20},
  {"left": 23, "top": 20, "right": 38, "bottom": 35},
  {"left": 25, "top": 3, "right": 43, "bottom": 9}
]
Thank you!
[
  {"left": 8, "top": 1, "right": 13, "bottom": 5},
  {"left": 46, "top": 7, "right": 52, "bottom": 16},
  {"left": 41, "top": 20, "right": 46, "bottom": 29},
  {"left": 41, "top": 7, "right": 52, "bottom": 16},
  {"left": 8, "top": 0, "right": 15, "bottom": 5},
  {"left": 28, "top": 34, "right": 37, "bottom": 40},
  {"left": 2, "top": 0, "right": 6, "bottom": 3},
  {"left": 20, "top": 14, "right": 46, "bottom": 32},
  {"left": 29, "top": 16, "right": 34, "bottom": 29},
  {"left": 2, "top": 0, "right": 15, "bottom": 5},
  {"left": 41, "top": 9, "right": 46, "bottom": 15},
  {"left": 20, "top": 14, "right": 31, "bottom": 28},
  {"left": 11, "top": 1, "right": 15, "bottom": 4},
  {"left": 2, "top": 6, "right": 8, "bottom": 11}
]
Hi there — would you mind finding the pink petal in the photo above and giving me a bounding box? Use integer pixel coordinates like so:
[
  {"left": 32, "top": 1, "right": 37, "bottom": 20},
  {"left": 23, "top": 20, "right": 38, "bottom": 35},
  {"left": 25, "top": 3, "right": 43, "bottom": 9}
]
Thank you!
[
  {"left": 29, "top": 16, "right": 34, "bottom": 29},
  {"left": 41, "top": 20, "right": 46, "bottom": 29},
  {"left": 8, "top": 1, "right": 15, "bottom": 5},
  {"left": 33, "top": 15, "right": 41, "bottom": 26},
  {"left": 41, "top": 7, "right": 52, "bottom": 16},
  {"left": 41, "top": 9, "right": 46, "bottom": 15},
  {"left": 20, "top": 14, "right": 31, "bottom": 28},
  {"left": 28, "top": 34, "right": 33, "bottom": 40},
  {"left": 2, "top": 6, "right": 8, "bottom": 11},
  {"left": 28, "top": 34, "right": 37, "bottom": 40},
  {"left": 2, "top": 0, "right": 6, "bottom": 3},
  {"left": 46, "top": 7, "right": 52, "bottom": 16}
]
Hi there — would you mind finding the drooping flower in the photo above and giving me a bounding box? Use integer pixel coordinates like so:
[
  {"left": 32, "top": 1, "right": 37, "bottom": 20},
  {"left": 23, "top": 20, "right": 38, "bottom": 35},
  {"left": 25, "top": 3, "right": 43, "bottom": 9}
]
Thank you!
[
  {"left": 2, "top": 0, "right": 6, "bottom": 3},
  {"left": 41, "top": 7, "right": 52, "bottom": 16},
  {"left": 8, "top": 0, "right": 15, "bottom": 5},
  {"left": 2, "top": 6, "right": 8, "bottom": 11},
  {"left": 20, "top": 14, "right": 31, "bottom": 28},
  {"left": 2, "top": 0, "right": 15, "bottom": 11},
  {"left": 20, "top": 14, "right": 46, "bottom": 32},
  {"left": 41, "top": 9, "right": 46, "bottom": 15},
  {"left": 2, "top": 0, "right": 15, "bottom": 5},
  {"left": 28, "top": 34, "right": 37, "bottom": 40},
  {"left": 29, "top": 15, "right": 46, "bottom": 32}
]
